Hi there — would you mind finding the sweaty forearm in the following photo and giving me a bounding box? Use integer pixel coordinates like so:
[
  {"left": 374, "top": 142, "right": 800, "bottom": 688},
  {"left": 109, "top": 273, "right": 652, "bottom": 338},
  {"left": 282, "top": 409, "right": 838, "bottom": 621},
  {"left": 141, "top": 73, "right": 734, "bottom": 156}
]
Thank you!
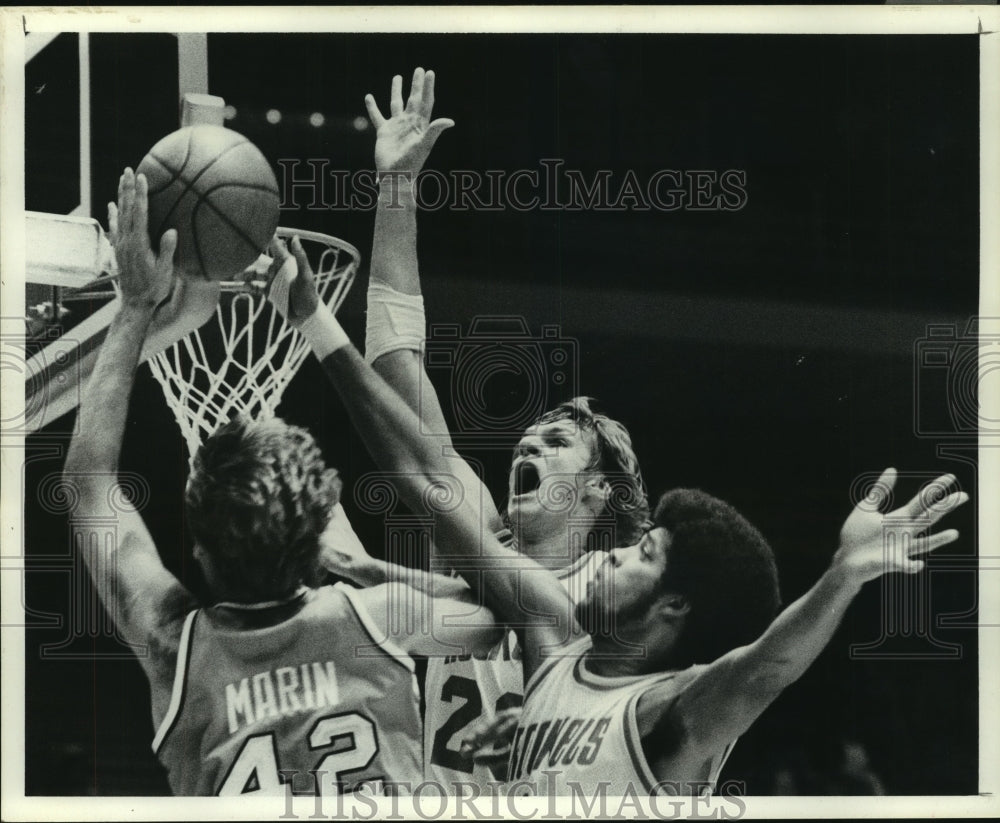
[
  {"left": 371, "top": 180, "right": 421, "bottom": 295},
  {"left": 744, "top": 561, "right": 861, "bottom": 692},
  {"left": 319, "top": 346, "right": 459, "bottom": 508},
  {"left": 667, "top": 559, "right": 863, "bottom": 755}
]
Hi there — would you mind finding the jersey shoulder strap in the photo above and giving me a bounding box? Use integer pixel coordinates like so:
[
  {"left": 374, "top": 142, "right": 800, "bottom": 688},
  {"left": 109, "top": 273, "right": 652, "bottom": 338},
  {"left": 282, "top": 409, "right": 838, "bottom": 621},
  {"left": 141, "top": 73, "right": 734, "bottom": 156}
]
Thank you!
[
  {"left": 523, "top": 635, "right": 591, "bottom": 701},
  {"left": 151, "top": 608, "right": 199, "bottom": 753},
  {"left": 334, "top": 583, "right": 416, "bottom": 674}
]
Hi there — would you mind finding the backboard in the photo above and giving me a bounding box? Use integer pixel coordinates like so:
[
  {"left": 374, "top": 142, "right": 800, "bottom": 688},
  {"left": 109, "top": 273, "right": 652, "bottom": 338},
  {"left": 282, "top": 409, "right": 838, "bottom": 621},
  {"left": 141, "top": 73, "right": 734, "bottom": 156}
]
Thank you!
[{"left": 21, "top": 33, "right": 226, "bottom": 433}]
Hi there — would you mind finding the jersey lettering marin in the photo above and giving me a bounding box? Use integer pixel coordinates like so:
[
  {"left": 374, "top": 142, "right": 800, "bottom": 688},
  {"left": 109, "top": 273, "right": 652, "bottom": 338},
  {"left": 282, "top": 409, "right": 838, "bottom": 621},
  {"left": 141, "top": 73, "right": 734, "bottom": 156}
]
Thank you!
[
  {"left": 423, "top": 540, "right": 605, "bottom": 794},
  {"left": 507, "top": 636, "right": 734, "bottom": 796},
  {"left": 153, "top": 583, "right": 422, "bottom": 796}
]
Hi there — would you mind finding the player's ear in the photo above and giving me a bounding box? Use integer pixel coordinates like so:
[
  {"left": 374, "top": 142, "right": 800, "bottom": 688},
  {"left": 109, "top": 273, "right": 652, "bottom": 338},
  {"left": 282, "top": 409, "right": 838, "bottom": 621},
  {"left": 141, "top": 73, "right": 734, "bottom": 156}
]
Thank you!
[
  {"left": 657, "top": 592, "right": 690, "bottom": 619},
  {"left": 582, "top": 475, "right": 610, "bottom": 514}
]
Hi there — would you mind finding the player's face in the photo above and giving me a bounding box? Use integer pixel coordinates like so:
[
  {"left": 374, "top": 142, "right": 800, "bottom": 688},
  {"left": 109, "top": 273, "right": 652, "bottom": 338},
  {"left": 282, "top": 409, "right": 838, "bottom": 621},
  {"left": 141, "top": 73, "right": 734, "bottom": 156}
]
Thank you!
[
  {"left": 507, "top": 420, "right": 599, "bottom": 522},
  {"left": 579, "top": 527, "right": 670, "bottom": 626}
]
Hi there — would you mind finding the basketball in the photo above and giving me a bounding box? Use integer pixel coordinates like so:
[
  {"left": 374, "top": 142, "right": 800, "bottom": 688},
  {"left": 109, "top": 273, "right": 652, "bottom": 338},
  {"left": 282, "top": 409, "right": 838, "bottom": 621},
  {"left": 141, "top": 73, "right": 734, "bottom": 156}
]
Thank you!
[{"left": 136, "top": 125, "right": 280, "bottom": 281}]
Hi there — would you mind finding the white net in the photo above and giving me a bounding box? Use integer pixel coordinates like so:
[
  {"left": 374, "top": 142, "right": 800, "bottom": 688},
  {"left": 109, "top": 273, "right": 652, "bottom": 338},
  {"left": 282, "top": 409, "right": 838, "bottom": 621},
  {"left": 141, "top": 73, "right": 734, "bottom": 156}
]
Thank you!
[{"left": 146, "top": 227, "right": 359, "bottom": 461}]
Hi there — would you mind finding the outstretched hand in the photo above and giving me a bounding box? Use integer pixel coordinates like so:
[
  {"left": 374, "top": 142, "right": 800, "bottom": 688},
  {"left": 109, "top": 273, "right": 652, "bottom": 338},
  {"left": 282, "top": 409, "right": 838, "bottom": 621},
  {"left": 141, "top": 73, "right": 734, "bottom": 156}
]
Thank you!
[
  {"left": 265, "top": 235, "right": 319, "bottom": 326},
  {"left": 108, "top": 168, "right": 177, "bottom": 309},
  {"left": 833, "top": 468, "right": 967, "bottom": 584},
  {"left": 365, "top": 67, "right": 455, "bottom": 176}
]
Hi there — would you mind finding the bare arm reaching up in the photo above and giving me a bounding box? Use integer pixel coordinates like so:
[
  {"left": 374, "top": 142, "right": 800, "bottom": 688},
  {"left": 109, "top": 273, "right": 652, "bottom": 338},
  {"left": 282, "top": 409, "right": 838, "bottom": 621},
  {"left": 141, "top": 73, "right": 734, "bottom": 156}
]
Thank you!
[
  {"left": 636, "top": 469, "right": 966, "bottom": 773},
  {"left": 63, "top": 169, "right": 197, "bottom": 728},
  {"left": 266, "top": 238, "right": 580, "bottom": 680},
  {"left": 324, "top": 68, "right": 504, "bottom": 587}
]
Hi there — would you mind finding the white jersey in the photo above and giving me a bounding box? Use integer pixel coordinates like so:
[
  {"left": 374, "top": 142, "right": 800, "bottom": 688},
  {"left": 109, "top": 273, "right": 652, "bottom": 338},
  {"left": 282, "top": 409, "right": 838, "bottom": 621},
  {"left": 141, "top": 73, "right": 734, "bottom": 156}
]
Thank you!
[
  {"left": 507, "top": 636, "right": 733, "bottom": 796},
  {"left": 422, "top": 551, "right": 604, "bottom": 794}
]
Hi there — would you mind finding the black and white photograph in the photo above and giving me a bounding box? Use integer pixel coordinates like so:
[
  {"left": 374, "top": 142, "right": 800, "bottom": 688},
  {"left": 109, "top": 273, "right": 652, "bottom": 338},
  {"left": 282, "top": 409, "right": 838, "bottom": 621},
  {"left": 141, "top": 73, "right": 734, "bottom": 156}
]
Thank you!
[{"left": 1, "top": 6, "right": 997, "bottom": 820}]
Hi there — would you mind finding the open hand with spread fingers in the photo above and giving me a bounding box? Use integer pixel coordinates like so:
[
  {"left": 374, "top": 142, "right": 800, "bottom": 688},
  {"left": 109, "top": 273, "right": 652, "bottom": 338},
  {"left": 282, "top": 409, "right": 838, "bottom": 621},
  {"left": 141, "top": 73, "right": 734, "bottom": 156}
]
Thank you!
[
  {"left": 365, "top": 67, "right": 455, "bottom": 177},
  {"left": 833, "top": 468, "right": 968, "bottom": 585},
  {"left": 109, "top": 167, "right": 177, "bottom": 310}
]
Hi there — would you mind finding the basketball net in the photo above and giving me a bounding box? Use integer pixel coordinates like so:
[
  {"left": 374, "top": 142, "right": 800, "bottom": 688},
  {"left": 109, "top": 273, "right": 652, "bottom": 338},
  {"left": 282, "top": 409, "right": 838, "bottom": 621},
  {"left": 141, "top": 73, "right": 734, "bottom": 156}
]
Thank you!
[{"left": 145, "top": 228, "right": 359, "bottom": 463}]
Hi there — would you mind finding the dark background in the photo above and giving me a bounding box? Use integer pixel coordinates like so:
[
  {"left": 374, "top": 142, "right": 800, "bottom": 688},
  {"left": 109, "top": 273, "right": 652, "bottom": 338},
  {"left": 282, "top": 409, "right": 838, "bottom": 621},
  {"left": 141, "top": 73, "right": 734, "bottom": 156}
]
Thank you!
[{"left": 24, "top": 33, "right": 980, "bottom": 795}]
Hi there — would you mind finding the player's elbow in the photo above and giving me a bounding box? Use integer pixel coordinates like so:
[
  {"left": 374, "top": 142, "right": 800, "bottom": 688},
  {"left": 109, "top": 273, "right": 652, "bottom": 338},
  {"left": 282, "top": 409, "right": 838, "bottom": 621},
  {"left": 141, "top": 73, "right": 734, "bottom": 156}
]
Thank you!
[
  {"left": 370, "top": 348, "right": 422, "bottom": 381},
  {"left": 65, "top": 433, "right": 118, "bottom": 476},
  {"left": 63, "top": 439, "right": 90, "bottom": 475},
  {"left": 62, "top": 454, "right": 115, "bottom": 516},
  {"left": 465, "top": 611, "right": 506, "bottom": 656}
]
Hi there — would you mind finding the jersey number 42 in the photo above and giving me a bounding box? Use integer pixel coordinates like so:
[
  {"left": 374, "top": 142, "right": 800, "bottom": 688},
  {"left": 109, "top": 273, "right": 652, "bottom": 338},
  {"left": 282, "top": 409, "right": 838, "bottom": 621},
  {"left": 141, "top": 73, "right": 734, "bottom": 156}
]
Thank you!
[{"left": 218, "top": 711, "right": 380, "bottom": 796}]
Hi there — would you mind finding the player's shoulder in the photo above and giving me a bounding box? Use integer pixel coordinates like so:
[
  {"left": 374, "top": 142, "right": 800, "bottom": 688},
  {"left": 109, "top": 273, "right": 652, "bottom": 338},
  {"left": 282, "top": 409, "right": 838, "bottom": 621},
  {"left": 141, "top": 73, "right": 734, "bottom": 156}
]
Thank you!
[
  {"left": 306, "top": 581, "right": 353, "bottom": 609},
  {"left": 523, "top": 634, "right": 591, "bottom": 700},
  {"left": 327, "top": 583, "right": 419, "bottom": 673}
]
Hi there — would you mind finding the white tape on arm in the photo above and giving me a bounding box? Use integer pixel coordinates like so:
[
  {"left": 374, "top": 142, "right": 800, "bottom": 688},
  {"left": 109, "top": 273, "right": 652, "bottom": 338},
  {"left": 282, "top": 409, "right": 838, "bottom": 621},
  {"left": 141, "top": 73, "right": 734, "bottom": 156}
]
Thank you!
[
  {"left": 299, "top": 306, "right": 350, "bottom": 361},
  {"left": 365, "top": 280, "right": 426, "bottom": 363},
  {"left": 267, "top": 252, "right": 350, "bottom": 360}
]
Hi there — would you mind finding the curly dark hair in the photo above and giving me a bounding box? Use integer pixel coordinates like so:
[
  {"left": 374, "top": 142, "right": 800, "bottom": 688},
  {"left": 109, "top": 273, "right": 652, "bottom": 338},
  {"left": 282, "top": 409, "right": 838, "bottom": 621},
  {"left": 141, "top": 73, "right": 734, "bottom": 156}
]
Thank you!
[
  {"left": 185, "top": 415, "right": 342, "bottom": 602},
  {"left": 653, "top": 488, "right": 780, "bottom": 666},
  {"left": 531, "top": 397, "right": 650, "bottom": 547}
]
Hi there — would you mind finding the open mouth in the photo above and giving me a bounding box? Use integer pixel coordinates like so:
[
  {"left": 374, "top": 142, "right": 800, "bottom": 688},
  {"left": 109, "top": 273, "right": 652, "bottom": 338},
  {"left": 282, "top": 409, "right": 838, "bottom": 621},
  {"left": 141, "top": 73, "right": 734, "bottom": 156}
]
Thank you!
[{"left": 513, "top": 462, "right": 541, "bottom": 497}]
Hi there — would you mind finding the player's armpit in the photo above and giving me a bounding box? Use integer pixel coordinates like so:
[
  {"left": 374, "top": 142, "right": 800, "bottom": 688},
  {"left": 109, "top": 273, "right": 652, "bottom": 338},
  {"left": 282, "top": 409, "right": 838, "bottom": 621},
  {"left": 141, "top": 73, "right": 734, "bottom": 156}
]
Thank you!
[
  {"left": 640, "top": 645, "right": 782, "bottom": 762},
  {"left": 70, "top": 491, "right": 197, "bottom": 720},
  {"left": 634, "top": 686, "right": 688, "bottom": 765},
  {"left": 143, "top": 582, "right": 198, "bottom": 725}
]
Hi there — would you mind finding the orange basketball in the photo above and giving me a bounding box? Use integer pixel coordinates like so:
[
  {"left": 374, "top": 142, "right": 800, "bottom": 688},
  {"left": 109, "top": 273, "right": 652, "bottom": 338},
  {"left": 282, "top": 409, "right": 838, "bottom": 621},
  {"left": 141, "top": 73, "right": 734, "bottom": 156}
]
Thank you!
[{"left": 137, "top": 125, "right": 280, "bottom": 281}]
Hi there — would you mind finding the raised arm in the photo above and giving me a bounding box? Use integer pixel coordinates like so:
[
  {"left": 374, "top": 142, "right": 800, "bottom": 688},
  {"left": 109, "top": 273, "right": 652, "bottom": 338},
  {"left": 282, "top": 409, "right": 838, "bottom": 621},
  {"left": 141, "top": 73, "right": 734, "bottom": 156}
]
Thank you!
[
  {"left": 62, "top": 169, "right": 197, "bottom": 725},
  {"left": 266, "top": 241, "right": 578, "bottom": 679},
  {"left": 638, "top": 469, "right": 967, "bottom": 763},
  {"left": 363, "top": 68, "right": 504, "bottom": 533}
]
